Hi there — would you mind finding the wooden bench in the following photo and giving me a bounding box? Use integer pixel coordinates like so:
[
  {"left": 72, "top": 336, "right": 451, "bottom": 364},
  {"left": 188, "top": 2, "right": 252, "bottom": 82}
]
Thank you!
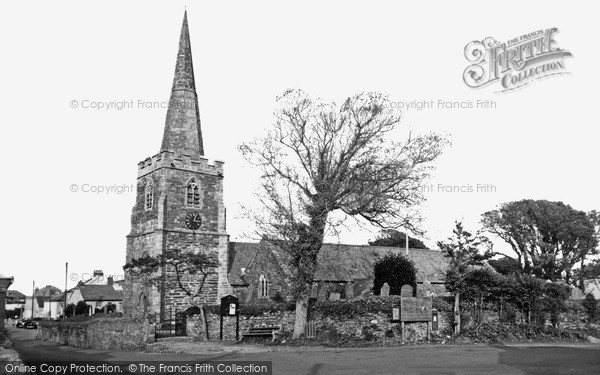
[{"left": 242, "top": 326, "right": 280, "bottom": 340}]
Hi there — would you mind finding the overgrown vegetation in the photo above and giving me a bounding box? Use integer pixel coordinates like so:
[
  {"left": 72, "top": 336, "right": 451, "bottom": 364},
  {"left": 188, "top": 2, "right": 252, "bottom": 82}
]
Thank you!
[
  {"left": 583, "top": 293, "right": 598, "bottom": 322},
  {"left": 373, "top": 253, "right": 417, "bottom": 296}
]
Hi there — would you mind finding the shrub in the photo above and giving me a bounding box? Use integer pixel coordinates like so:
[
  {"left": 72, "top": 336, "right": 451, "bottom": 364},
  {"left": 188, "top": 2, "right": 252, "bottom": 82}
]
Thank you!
[
  {"left": 64, "top": 303, "right": 76, "bottom": 317},
  {"left": 271, "top": 290, "right": 285, "bottom": 303},
  {"left": 373, "top": 253, "right": 417, "bottom": 296},
  {"left": 488, "top": 257, "right": 521, "bottom": 275},
  {"left": 75, "top": 301, "right": 90, "bottom": 315},
  {"left": 541, "top": 282, "right": 570, "bottom": 327},
  {"left": 582, "top": 293, "right": 598, "bottom": 322}
]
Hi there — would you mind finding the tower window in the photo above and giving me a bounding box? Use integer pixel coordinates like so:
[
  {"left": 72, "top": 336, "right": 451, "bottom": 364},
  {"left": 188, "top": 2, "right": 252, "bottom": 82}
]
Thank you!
[
  {"left": 186, "top": 178, "right": 200, "bottom": 207},
  {"left": 259, "top": 274, "right": 268, "bottom": 299},
  {"left": 144, "top": 181, "right": 154, "bottom": 210}
]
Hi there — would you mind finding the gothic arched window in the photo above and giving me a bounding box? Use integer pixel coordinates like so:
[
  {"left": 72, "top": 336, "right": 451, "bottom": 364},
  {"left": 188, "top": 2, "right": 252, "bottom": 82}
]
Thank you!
[
  {"left": 186, "top": 178, "right": 200, "bottom": 207},
  {"left": 259, "top": 274, "right": 268, "bottom": 299},
  {"left": 144, "top": 181, "right": 154, "bottom": 210}
]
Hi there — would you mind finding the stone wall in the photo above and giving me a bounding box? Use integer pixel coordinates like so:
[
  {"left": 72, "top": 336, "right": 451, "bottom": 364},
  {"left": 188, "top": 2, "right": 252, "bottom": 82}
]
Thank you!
[
  {"left": 187, "top": 311, "right": 296, "bottom": 341},
  {"left": 186, "top": 301, "right": 450, "bottom": 343},
  {"left": 39, "top": 317, "right": 154, "bottom": 351}
]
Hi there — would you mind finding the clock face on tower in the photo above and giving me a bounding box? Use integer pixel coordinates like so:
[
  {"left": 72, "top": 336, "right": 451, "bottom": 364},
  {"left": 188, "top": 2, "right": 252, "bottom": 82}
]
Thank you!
[{"left": 184, "top": 212, "right": 202, "bottom": 230}]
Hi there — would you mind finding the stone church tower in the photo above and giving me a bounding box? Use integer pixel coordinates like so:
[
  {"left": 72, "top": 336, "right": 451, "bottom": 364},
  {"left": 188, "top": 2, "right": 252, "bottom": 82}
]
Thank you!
[{"left": 123, "top": 11, "right": 231, "bottom": 319}]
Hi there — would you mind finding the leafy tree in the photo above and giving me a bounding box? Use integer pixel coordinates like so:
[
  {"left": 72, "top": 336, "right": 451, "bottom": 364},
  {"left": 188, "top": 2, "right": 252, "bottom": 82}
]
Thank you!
[
  {"left": 240, "top": 89, "right": 448, "bottom": 339},
  {"left": 123, "top": 249, "right": 217, "bottom": 340},
  {"left": 541, "top": 282, "right": 571, "bottom": 327},
  {"left": 373, "top": 253, "right": 417, "bottom": 296},
  {"left": 438, "top": 221, "right": 494, "bottom": 335},
  {"left": 582, "top": 293, "right": 598, "bottom": 322},
  {"left": 509, "top": 274, "right": 545, "bottom": 326},
  {"left": 63, "top": 303, "right": 76, "bottom": 317},
  {"left": 576, "top": 259, "right": 600, "bottom": 281},
  {"left": 460, "top": 268, "right": 500, "bottom": 324},
  {"left": 482, "top": 200, "right": 598, "bottom": 283},
  {"left": 488, "top": 256, "right": 522, "bottom": 276},
  {"left": 369, "top": 229, "right": 427, "bottom": 249},
  {"left": 75, "top": 301, "right": 89, "bottom": 315}
]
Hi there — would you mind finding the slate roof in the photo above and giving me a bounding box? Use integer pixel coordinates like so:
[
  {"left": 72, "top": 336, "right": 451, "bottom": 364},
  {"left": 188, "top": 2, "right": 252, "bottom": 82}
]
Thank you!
[
  {"left": 315, "top": 244, "right": 448, "bottom": 283},
  {"left": 50, "top": 293, "right": 67, "bottom": 302},
  {"left": 6, "top": 290, "right": 26, "bottom": 299},
  {"left": 34, "top": 285, "right": 62, "bottom": 297},
  {"left": 78, "top": 285, "right": 123, "bottom": 301},
  {"left": 228, "top": 241, "right": 448, "bottom": 285}
]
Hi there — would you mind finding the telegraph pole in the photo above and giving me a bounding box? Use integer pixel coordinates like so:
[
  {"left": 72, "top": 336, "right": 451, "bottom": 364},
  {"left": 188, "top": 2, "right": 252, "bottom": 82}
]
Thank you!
[
  {"left": 64, "top": 262, "right": 68, "bottom": 320},
  {"left": 30, "top": 280, "right": 35, "bottom": 319}
]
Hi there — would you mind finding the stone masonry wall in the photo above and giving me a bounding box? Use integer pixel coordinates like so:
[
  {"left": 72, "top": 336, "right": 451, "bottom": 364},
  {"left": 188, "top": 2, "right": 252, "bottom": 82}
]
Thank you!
[
  {"left": 39, "top": 318, "right": 154, "bottom": 351},
  {"left": 186, "top": 304, "right": 450, "bottom": 343}
]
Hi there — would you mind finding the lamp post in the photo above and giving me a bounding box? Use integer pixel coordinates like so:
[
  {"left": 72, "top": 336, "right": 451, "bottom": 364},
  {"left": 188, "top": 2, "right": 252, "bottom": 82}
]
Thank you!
[{"left": 0, "top": 274, "right": 15, "bottom": 332}]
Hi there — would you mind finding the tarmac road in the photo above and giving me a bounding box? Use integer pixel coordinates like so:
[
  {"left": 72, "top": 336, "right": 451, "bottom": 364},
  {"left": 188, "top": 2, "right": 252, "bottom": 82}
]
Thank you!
[{"left": 6, "top": 327, "right": 600, "bottom": 375}]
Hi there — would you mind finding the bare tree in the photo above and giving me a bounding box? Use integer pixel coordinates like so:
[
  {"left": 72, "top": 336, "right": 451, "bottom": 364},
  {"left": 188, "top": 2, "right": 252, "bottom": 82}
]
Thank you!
[{"left": 240, "top": 89, "right": 448, "bottom": 339}]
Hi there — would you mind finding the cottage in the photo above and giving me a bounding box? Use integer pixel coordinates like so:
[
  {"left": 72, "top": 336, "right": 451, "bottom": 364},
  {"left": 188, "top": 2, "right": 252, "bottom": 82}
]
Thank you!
[
  {"left": 5, "top": 290, "right": 26, "bottom": 311},
  {"left": 66, "top": 275, "right": 124, "bottom": 315}
]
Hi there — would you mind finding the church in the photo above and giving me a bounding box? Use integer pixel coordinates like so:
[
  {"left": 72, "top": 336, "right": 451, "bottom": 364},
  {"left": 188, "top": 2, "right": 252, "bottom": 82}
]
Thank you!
[{"left": 123, "top": 12, "right": 448, "bottom": 320}]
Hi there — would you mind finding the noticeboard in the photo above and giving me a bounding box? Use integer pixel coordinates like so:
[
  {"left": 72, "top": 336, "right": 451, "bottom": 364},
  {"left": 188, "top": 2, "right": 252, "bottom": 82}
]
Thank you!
[
  {"left": 220, "top": 295, "right": 239, "bottom": 317},
  {"left": 399, "top": 297, "right": 432, "bottom": 322},
  {"left": 220, "top": 295, "right": 240, "bottom": 340}
]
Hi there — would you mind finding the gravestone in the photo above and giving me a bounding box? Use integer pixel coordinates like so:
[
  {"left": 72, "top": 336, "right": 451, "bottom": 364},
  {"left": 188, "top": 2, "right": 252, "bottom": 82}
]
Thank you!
[
  {"left": 317, "top": 282, "right": 329, "bottom": 301},
  {"left": 419, "top": 280, "right": 432, "bottom": 298},
  {"left": 400, "top": 284, "right": 413, "bottom": 297},
  {"left": 380, "top": 282, "right": 390, "bottom": 297},
  {"left": 329, "top": 292, "right": 341, "bottom": 301},
  {"left": 345, "top": 281, "right": 354, "bottom": 300}
]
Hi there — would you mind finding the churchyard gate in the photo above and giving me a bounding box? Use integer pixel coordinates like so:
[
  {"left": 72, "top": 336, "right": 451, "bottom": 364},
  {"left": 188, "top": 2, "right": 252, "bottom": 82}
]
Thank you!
[{"left": 155, "top": 308, "right": 187, "bottom": 338}]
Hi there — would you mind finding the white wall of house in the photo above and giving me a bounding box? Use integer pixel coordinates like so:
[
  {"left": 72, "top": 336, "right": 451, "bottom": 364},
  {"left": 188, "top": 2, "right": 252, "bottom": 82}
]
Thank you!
[
  {"left": 66, "top": 288, "right": 122, "bottom": 314},
  {"left": 585, "top": 280, "right": 600, "bottom": 299}
]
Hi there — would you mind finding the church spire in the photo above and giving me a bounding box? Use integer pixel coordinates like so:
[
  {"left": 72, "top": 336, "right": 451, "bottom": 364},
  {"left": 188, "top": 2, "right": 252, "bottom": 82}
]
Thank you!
[{"left": 160, "top": 10, "right": 205, "bottom": 156}]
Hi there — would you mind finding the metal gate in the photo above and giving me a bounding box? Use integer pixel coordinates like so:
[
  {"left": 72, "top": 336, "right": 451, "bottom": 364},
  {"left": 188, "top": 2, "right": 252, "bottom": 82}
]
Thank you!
[{"left": 155, "top": 310, "right": 187, "bottom": 338}]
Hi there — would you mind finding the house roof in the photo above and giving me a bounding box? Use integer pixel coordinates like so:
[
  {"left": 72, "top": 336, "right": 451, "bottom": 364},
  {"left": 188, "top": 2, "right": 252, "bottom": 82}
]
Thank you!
[
  {"left": 78, "top": 285, "right": 123, "bottom": 301},
  {"left": 228, "top": 241, "right": 448, "bottom": 285},
  {"left": 7, "top": 290, "right": 26, "bottom": 299},
  {"left": 50, "top": 293, "right": 67, "bottom": 302},
  {"left": 34, "top": 285, "right": 62, "bottom": 297}
]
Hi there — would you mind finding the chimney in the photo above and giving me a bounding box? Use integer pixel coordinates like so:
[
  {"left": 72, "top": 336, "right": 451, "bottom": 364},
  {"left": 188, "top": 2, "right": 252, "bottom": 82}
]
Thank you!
[
  {"left": 107, "top": 276, "right": 114, "bottom": 286},
  {"left": 93, "top": 270, "right": 104, "bottom": 277}
]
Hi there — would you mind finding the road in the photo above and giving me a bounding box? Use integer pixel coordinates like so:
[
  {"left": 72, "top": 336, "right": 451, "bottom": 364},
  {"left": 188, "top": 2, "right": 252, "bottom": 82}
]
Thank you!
[{"left": 6, "top": 327, "right": 600, "bottom": 375}]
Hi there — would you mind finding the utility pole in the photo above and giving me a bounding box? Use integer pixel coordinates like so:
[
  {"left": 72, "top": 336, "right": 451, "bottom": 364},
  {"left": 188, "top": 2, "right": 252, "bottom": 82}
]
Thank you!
[
  {"left": 64, "top": 262, "right": 68, "bottom": 320},
  {"left": 31, "top": 280, "right": 35, "bottom": 319}
]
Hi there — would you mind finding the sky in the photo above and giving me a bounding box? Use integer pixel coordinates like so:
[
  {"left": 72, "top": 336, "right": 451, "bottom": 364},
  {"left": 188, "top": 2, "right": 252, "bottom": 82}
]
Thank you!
[{"left": 1, "top": 1, "right": 599, "bottom": 294}]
